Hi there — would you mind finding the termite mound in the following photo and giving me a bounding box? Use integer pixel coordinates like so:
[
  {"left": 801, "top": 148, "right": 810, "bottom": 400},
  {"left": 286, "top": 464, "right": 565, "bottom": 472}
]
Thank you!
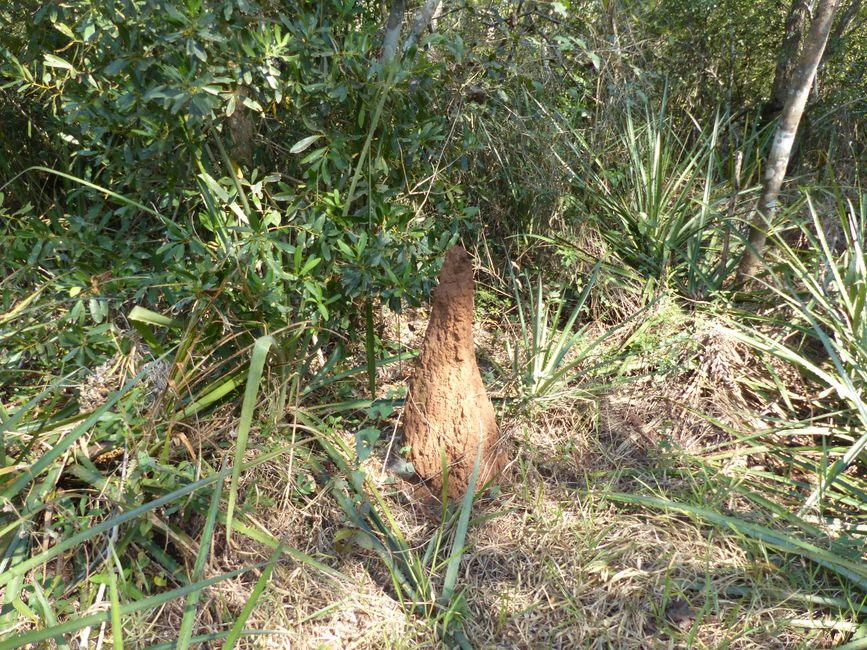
[{"left": 402, "top": 245, "right": 506, "bottom": 500}]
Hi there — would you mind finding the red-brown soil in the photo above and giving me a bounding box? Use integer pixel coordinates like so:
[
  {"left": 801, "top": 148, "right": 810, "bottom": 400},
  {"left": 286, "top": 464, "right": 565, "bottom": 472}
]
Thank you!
[{"left": 402, "top": 245, "right": 506, "bottom": 500}]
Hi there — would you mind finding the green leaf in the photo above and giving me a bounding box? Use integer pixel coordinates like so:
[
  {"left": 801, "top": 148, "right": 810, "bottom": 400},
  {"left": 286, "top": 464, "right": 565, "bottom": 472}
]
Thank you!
[
  {"left": 300, "top": 147, "right": 327, "bottom": 165},
  {"left": 52, "top": 22, "right": 76, "bottom": 40},
  {"left": 43, "top": 53, "right": 75, "bottom": 72},
  {"left": 225, "top": 93, "right": 237, "bottom": 116},
  {"left": 290, "top": 135, "right": 322, "bottom": 154},
  {"left": 355, "top": 427, "right": 380, "bottom": 462},
  {"left": 336, "top": 239, "right": 355, "bottom": 259},
  {"left": 299, "top": 256, "right": 321, "bottom": 276},
  {"left": 88, "top": 298, "right": 107, "bottom": 324},
  {"left": 198, "top": 172, "right": 230, "bottom": 203},
  {"left": 104, "top": 59, "right": 127, "bottom": 75},
  {"left": 129, "top": 306, "right": 185, "bottom": 330}
]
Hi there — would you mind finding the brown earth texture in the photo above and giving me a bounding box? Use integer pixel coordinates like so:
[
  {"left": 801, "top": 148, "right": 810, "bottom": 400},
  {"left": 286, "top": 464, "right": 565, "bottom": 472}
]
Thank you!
[{"left": 402, "top": 245, "right": 506, "bottom": 500}]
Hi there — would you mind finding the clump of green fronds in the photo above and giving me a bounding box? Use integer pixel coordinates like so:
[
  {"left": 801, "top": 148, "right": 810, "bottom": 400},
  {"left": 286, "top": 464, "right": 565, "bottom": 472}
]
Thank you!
[
  {"left": 727, "top": 192, "right": 867, "bottom": 515},
  {"left": 522, "top": 99, "right": 767, "bottom": 300},
  {"left": 588, "top": 106, "right": 731, "bottom": 296},
  {"left": 504, "top": 267, "right": 601, "bottom": 405}
]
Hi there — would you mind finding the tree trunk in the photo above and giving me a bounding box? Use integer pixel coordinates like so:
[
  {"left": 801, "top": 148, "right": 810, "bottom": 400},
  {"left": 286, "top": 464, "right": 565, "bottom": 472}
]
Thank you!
[
  {"left": 382, "top": 0, "right": 406, "bottom": 64},
  {"left": 762, "top": 0, "right": 810, "bottom": 125},
  {"left": 738, "top": 0, "right": 839, "bottom": 281}
]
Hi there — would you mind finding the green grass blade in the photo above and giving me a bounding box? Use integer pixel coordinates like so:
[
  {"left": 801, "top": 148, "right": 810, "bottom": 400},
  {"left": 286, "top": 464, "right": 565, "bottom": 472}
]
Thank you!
[
  {"left": 0, "top": 534, "right": 27, "bottom": 633},
  {"left": 30, "top": 581, "right": 69, "bottom": 650},
  {"left": 221, "top": 543, "right": 284, "bottom": 650},
  {"left": 109, "top": 569, "right": 123, "bottom": 650},
  {"left": 174, "top": 372, "right": 245, "bottom": 420},
  {"left": 440, "top": 435, "right": 483, "bottom": 606},
  {"left": 226, "top": 335, "right": 275, "bottom": 542},
  {"left": 129, "top": 306, "right": 185, "bottom": 355},
  {"left": 606, "top": 493, "right": 867, "bottom": 590},
  {"left": 0, "top": 372, "right": 74, "bottom": 438},
  {"left": 365, "top": 299, "right": 376, "bottom": 399},
  {"left": 212, "top": 512, "right": 343, "bottom": 580},
  {"left": 0, "top": 566, "right": 254, "bottom": 650},
  {"left": 178, "top": 463, "right": 229, "bottom": 650}
]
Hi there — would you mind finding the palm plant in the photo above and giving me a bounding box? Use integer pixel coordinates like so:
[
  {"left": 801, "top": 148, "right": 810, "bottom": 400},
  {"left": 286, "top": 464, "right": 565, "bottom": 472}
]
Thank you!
[
  {"left": 585, "top": 106, "right": 737, "bottom": 297},
  {"left": 727, "top": 192, "right": 867, "bottom": 513},
  {"left": 505, "top": 265, "right": 618, "bottom": 406}
]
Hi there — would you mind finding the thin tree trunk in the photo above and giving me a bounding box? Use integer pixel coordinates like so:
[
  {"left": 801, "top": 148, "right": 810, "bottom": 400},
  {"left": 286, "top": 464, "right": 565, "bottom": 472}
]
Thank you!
[
  {"left": 382, "top": 0, "right": 406, "bottom": 64},
  {"left": 738, "top": 0, "right": 839, "bottom": 281},
  {"left": 763, "top": 0, "right": 810, "bottom": 124}
]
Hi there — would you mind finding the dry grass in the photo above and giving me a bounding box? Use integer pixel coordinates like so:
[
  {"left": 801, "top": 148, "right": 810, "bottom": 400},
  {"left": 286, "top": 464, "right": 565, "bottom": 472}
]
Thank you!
[
  {"left": 128, "top": 310, "right": 858, "bottom": 649},
  {"left": 140, "top": 426, "right": 847, "bottom": 648}
]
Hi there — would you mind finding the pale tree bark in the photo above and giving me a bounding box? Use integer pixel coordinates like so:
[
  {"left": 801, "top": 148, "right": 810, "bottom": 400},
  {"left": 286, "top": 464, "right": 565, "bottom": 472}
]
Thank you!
[
  {"left": 382, "top": 0, "right": 406, "bottom": 64},
  {"left": 738, "top": 0, "right": 839, "bottom": 280},
  {"left": 403, "top": 0, "right": 444, "bottom": 54},
  {"left": 759, "top": 0, "right": 860, "bottom": 123},
  {"left": 383, "top": 0, "right": 446, "bottom": 64},
  {"left": 763, "top": 0, "right": 810, "bottom": 124}
]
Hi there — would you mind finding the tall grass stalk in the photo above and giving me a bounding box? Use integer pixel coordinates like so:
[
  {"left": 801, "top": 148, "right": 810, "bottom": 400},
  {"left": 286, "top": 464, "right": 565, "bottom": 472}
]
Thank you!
[
  {"left": 177, "top": 463, "right": 229, "bottom": 649},
  {"left": 226, "top": 335, "right": 276, "bottom": 542}
]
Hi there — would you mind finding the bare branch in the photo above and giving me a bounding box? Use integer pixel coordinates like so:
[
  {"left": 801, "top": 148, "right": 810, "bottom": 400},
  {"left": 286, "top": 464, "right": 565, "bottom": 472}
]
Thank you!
[{"left": 403, "top": 0, "right": 445, "bottom": 53}]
